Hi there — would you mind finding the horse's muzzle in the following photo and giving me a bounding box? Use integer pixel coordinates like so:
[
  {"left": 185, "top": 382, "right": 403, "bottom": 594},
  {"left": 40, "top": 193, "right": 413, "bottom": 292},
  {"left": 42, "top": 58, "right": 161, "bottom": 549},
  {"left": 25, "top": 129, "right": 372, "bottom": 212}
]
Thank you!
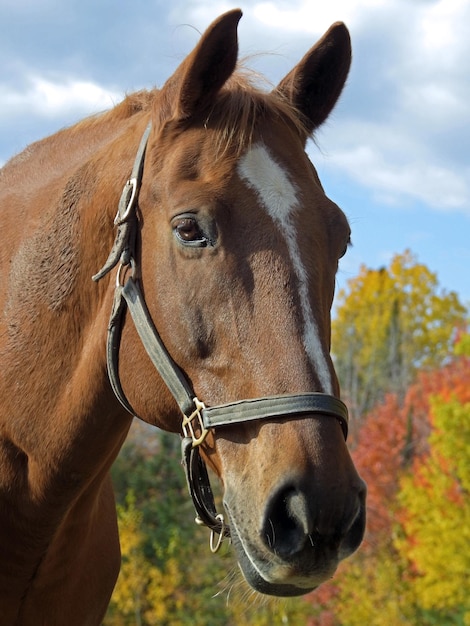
[{"left": 225, "top": 475, "right": 366, "bottom": 597}]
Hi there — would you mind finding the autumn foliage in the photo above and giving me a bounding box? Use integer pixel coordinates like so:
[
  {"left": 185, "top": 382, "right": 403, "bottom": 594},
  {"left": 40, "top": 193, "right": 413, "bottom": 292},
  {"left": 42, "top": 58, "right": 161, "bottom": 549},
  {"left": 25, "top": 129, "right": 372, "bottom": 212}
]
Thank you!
[
  {"left": 332, "top": 250, "right": 466, "bottom": 422},
  {"left": 396, "top": 352, "right": 470, "bottom": 620}
]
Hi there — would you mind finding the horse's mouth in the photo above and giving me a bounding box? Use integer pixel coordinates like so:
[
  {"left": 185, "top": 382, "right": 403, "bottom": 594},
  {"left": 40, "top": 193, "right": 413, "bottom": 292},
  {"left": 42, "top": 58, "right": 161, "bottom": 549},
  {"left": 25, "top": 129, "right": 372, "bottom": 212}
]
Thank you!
[{"left": 226, "top": 508, "right": 335, "bottom": 598}]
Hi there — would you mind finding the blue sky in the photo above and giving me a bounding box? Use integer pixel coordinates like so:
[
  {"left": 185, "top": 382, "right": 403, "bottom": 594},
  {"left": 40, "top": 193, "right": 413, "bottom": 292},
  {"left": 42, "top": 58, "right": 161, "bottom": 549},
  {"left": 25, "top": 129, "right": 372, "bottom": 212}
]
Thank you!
[{"left": 1, "top": 0, "right": 469, "bottom": 309}]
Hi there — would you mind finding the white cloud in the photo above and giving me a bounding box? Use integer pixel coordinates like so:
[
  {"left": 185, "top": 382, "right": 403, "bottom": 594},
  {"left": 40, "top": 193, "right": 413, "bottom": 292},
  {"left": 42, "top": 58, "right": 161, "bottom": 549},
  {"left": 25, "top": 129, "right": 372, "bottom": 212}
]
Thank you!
[
  {"left": 0, "top": 75, "right": 122, "bottom": 120},
  {"left": 402, "top": 82, "right": 468, "bottom": 131},
  {"left": 316, "top": 111, "right": 470, "bottom": 213},
  {"left": 251, "top": 0, "right": 387, "bottom": 34},
  {"left": 419, "top": 0, "right": 468, "bottom": 56},
  {"left": 329, "top": 141, "right": 469, "bottom": 212}
]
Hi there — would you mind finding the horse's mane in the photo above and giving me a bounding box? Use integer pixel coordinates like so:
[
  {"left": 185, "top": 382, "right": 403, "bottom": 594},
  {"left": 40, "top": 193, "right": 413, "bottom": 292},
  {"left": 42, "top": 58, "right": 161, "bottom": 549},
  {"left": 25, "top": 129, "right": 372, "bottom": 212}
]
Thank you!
[{"left": 71, "top": 89, "right": 154, "bottom": 133}]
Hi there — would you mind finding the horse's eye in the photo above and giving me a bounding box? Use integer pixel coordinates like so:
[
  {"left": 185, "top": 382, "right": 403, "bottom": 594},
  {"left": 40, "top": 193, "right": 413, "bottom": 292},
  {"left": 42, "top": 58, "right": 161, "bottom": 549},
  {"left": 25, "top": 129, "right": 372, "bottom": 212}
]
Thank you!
[{"left": 173, "top": 216, "right": 207, "bottom": 246}]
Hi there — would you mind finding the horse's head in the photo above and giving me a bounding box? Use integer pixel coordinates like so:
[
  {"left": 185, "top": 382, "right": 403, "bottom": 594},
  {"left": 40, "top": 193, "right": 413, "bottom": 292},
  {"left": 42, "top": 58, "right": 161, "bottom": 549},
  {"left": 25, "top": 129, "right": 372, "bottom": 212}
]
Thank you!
[{"left": 113, "top": 9, "right": 366, "bottom": 596}]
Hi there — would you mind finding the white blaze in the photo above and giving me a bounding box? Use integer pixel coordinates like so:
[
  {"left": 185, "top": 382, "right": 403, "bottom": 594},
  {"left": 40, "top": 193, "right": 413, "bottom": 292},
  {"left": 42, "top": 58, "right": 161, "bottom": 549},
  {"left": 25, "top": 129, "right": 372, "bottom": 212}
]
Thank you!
[{"left": 237, "top": 144, "right": 333, "bottom": 394}]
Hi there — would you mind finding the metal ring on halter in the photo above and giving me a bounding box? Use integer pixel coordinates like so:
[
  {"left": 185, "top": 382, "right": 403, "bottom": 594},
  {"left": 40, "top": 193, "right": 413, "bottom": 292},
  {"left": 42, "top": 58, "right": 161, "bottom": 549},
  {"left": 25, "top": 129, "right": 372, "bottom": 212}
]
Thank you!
[{"left": 210, "top": 514, "right": 226, "bottom": 553}]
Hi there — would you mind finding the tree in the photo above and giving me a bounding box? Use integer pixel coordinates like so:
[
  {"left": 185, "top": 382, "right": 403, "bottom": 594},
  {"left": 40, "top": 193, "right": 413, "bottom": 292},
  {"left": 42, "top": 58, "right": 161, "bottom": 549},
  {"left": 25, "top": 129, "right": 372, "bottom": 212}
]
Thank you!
[
  {"left": 332, "top": 250, "right": 467, "bottom": 422},
  {"left": 334, "top": 543, "right": 414, "bottom": 626},
  {"left": 105, "top": 493, "right": 159, "bottom": 626},
  {"left": 396, "top": 349, "right": 470, "bottom": 623}
]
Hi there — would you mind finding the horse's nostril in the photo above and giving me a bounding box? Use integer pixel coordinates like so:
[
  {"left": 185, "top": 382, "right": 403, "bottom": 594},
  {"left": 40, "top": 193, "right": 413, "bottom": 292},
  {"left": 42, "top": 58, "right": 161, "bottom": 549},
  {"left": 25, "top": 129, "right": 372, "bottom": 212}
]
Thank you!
[
  {"left": 262, "top": 481, "right": 367, "bottom": 562},
  {"left": 262, "top": 486, "right": 310, "bottom": 558}
]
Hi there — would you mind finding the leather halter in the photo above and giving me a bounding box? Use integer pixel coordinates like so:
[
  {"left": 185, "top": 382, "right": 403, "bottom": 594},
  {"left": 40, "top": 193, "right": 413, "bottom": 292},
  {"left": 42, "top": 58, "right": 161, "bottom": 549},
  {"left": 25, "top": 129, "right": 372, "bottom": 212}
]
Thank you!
[{"left": 93, "top": 123, "right": 349, "bottom": 548}]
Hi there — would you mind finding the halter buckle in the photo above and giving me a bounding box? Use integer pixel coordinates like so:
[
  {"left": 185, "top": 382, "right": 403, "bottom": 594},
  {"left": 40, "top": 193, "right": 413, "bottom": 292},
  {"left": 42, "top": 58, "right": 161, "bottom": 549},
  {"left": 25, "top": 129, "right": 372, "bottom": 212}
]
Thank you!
[
  {"left": 182, "top": 397, "right": 209, "bottom": 447},
  {"left": 114, "top": 177, "right": 138, "bottom": 225}
]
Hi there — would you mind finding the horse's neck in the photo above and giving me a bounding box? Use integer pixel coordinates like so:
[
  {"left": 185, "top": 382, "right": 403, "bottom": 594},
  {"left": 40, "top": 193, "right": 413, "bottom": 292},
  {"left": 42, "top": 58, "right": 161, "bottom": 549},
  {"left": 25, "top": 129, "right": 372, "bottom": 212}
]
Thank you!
[
  {"left": 0, "top": 112, "right": 139, "bottom": 504},
  {"left": 1, "top": 116, "right": 124, "bottom": 197}
]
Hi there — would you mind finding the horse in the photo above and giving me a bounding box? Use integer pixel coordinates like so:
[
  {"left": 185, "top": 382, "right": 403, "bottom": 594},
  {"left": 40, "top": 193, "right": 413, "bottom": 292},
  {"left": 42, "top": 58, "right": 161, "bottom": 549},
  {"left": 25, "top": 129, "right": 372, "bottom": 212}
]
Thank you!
[{"left": 0, "top": 9, "right": 366, "bottom": 625}]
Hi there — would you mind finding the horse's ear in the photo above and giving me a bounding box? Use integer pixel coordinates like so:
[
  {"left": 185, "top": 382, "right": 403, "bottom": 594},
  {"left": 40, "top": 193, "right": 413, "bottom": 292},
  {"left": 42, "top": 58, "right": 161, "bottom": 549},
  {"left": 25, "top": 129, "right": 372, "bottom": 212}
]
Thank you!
[
  {"left": 275, "top": 22, "right": 351, "bottom": 136},
  {"left": 161, "top": 9, "right": 242, "bottom": 122}
]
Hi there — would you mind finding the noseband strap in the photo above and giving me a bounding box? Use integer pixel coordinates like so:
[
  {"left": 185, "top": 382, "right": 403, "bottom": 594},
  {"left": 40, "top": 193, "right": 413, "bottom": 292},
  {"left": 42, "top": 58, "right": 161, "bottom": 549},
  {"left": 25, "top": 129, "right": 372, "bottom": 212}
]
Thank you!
[
  {"left": 93, "top": 123, "right": 349, "bottom": 547},
  {"left": 204, "top": 394, "right": 348, "bottom": 439}
]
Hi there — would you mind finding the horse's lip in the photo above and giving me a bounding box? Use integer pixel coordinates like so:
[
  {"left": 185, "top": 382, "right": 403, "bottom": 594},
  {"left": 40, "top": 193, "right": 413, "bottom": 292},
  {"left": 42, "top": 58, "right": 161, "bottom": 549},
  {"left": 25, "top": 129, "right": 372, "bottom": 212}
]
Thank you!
[{"left": 225, "top": 506, "right": 318, "bottom": 597}]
